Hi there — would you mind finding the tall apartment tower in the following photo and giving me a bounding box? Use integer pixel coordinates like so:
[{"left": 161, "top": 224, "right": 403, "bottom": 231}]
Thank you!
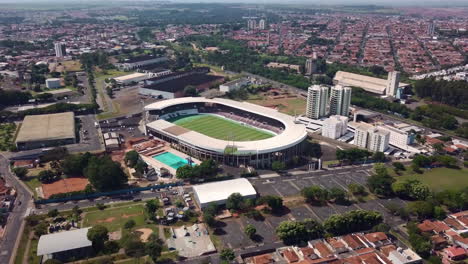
[
  {"left": 427, "top": 22, "right": 435, "bottom": 36},
  {"left": 386, "top": 71, "right": 400, "bottom": 97},
  {"left": 305, "top": 59, "right": 314, "bottom": 75},
  {"left": 329, "top": 85, "right": 352, "bottom": 117},
  {"left": 54, "top": 42, "right": 66, "bottom": 57},
  {"left": 354, "top": 124, "right": 371, "bottom": 149},
  {"left": 247, "top": 19, "right": 257, "bottom": 30},
  {"left": 258, "top": 19, "right": 266, "bottom": 30},
  {"left": 306, "top": 85, "right": 329, "bottom": 119}
]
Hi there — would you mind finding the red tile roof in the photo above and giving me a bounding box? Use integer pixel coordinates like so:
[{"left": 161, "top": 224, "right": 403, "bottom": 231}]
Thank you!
[
  {"left": 313, "top": 242, "right": 334, "bottom": 258},
  {"left": 364, "top": 232, "right": 388, "bottom": 243},
  {"left": 254, "top": 254, "right": 274, "bottom": 264},
  {"left": 342, "top": 235, "right": 364, "bottom": 250},
  {"left": 283, "top": 249, "right": 300, "bottom": 263},
  {"left": 446, "top": 246, "right": 466, "bottom": 258}
]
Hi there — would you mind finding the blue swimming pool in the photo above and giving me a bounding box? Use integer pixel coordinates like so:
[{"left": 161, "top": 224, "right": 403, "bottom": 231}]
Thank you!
[{"left": 153, "top": 152, "right": 191, "bottom": 169}]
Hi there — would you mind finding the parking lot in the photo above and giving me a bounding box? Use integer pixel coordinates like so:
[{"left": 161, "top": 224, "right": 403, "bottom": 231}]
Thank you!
[
  {"left": 215, "top": 168, "right": 408, "bottom": 250},
  {"left": 249, "top": 168, "right": 372, "bottom": 198}
]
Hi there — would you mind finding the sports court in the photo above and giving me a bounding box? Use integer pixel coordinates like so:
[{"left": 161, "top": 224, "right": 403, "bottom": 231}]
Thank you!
[{"left": 41, "top": 177, "right": 89, "bottom": 199}]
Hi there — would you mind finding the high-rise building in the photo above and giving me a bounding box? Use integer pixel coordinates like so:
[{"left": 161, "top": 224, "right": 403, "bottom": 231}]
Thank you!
[
  {"left": 354, "top": 123, "right": 389, "bottom": 152},
  {"left": 305, "top": 59, "right": 315, "bottom": 75},
  {"left": 427, "top": 22, "right": 435, "bottom": 36},
  {"left": 258, "top": 19, "right": 266, "bottom": 30},
  {"left": 322, "top": 115, "right": 348, "bottom": 139},
  {"left": 54, "top": 42, "right": 66, "bottom": 57},
  {"left": 368, "top": 128, "right": 390, "bottom": 152},
  {"left": 306, "top": 85, "right": 329, "bottom": 119},
  {"left": 247, "top": 19, "right": 257, "bottom": 30},
  {"left": 386, "top": 71, "right": 400, "bottom": 97},
  {"left": 329, "top": 85, "right": 352, "bottom": 116}
]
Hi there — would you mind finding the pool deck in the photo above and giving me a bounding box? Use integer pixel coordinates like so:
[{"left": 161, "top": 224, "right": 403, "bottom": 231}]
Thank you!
[{"left": 141, "top": 147, "right": 201, "bottom": 178}]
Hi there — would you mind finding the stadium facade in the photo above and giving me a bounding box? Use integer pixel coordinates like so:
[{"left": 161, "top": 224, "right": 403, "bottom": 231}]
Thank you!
[{"left": 144, "top": 97, "right": 308, "bottom": 168}]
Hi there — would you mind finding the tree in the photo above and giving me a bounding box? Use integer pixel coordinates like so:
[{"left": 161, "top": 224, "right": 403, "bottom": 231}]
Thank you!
[
  {"left": 302, "top": 185, "right": 329, "bottom": 205},
  {"left": 124, "top": 150, "right": 139, "bottom": 168},
  {"left": 271, "top": 161, "right": 286, "bottom": 171},
  {"left": 176, "top": 165, "right": 194, "bottom": 180},
  {"left": 145, "top": 199, "right": 160, "bottom": 215},
  {"left": 435, "top": 155, "right": 458, "bottom": 168},
  {"left": 261, "top": 195, "right": 283, "bottom": 212},
  {"left": 146, "top": 234, "right": 163, "bottom": 263},
  {"left": 47, "top": 209, "right": 59, "bottom": 217},
  {"left": 276, "top": 221, "right": 308, "bottom": 245},
  {"left": 323, "top": 210, "right": 382, "bottom": 235},
  {"left": 34, "top": 222, "right": 48, "bottom": 237},
  {"left": 87, "top": 225, "right": 109, "bottom": 251},
  {"left": 203, "top": 212, "right": 216, "bottom": 227},
  {"left": 12, "top": 167, "right": 28, "bottom": 179},
  {"left": 226, "top": 192, "right": 244, "bottom": 211},
  {"left": 348, "top": 183, "right": 366, "bottom": 195},
  {"left": 124, "top": 219, "right": 136, "bottom": 229},
  {"left": 412, "top": 155, "right": 432, "bottom": 168},
  {"left": 367, "top": 164, "right": 394, "bottom": 197},
  {"left": 84, "top": 156, "right": 127, "bottom": 191},
  {"left": 392, "top": 180, "right": 430, "bottom": 200},
  {"left": 372, "top": 152, "right": 386, "bottom": 162},
  {"left": 305, "top": 141, "right": 322, "bottom": 159},
  {"left": 220, "top": 248, "right": 235, "bottom": 262},
  {"left": 60, "top": 152, "right": 91, "bottom": 177},
  {"left": 392, "top": 162, "right": 405, "bottom": 173},
  {"left": 183, "top": 85, "right": 198, "bottom": 96},
  {"left": 125, "top": 240, "right": 146, "bottom": 258},
  {"left": 244, "top": 224, "right": 257, "bottom": 239},
  {"left": 38, "top": 170, "right": 58, "bottom": 183},
  {"left": 407, "top": 201, "right": 435, "bottom": 220},
  {"left": 329, "top": 187, "right": 348, "bottom": 204}
]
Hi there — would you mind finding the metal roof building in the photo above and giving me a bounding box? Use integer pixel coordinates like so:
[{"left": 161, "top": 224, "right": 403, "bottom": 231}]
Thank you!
[
  {"left": 333, "top": 71, "right": 409, "bottom": 95},
  {"left": 15, "top": 112, "right": 76, "bottom": 150},
  {"left": 37, "top": 228, "right": 92, "bottom": 261},
  {"left": 193, "top": 178, "right": 257, "bottom": 208}
]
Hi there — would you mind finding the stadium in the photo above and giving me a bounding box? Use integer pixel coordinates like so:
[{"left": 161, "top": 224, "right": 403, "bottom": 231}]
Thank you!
[{"left": 144, "top": 97, "right": 308, "bottom": 168}]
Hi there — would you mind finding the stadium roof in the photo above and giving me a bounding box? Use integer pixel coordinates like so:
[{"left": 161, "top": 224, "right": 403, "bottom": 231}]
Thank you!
[
  {"left": 193, "top": 178, "right": 257, "bottom": 206},
  {"left": 334, "top": 71, "right": 409, "bottom": 94},
  {"left": 145, "top": 97, "right": 308, "bottom": 154},
  {"left": 37, "top": 228, "right": 91, "bottom": 256},
  {"left": 16, "top": 112, "right": 75, "bottom": 143}
]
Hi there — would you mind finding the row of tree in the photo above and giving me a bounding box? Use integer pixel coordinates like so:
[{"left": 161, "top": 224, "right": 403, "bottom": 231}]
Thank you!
[
  {"left": 276, "top": 210, "right": 382, "bottom": 244},
  {"left": 176, "top": 159, "right": 218, "bottom": 181}
]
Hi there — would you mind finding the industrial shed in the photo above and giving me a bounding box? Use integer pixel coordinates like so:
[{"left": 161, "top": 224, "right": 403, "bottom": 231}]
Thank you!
[
  {"left": 37, "top": 228, "right": 92, "bottom": 262},
  {"left": 15, "top": 112, "right": 76, "bottom": 150},
  {"left": 193, "top": 178, "right": 257, "bottom": 208}
]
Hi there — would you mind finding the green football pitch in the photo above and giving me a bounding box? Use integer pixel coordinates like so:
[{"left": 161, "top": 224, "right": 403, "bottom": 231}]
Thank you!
[{"left": 168, "top": 114, "right": 274, "bottom": 141}]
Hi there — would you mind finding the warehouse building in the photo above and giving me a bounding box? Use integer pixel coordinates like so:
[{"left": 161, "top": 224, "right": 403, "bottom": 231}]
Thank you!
[
  {"left": 193, "top": 178, "right": 257, "bottom": 208},
  {"left": 333, "top": 71, "right": 409, "bottom": 95},
  {"left": 15, "top": 112, "right": 76, "bottom": 150},
  {"left": 37, "top": 228, "right": 92, "bottom": 262}
]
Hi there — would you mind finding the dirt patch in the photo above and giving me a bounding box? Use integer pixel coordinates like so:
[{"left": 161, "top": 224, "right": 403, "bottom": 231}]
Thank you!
[
  {"left": 109, "top": 230, "right": 122, "bottom": 241},
  {"left": 97, "top": 217, "right": 116, "bottom": 223},
  {"left": 122, "top": 213, "right": 142, "bottom": 218},
  {"left": 136, "top": 228, "right": 153, "bottom": 242},
  {"left": 41, "top": 177, "right": 89, "bottom": 199}
]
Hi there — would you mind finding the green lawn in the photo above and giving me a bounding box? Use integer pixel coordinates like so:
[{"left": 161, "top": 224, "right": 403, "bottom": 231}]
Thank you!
[
  {"left": 82, "top": 204, "right": 146, "bottom": 232},
  {"left": 168, "top": 114, "right": 274, "bottom": 141},
  {"left": 396, "top": 167, "right": 468, "bottom": 191}
]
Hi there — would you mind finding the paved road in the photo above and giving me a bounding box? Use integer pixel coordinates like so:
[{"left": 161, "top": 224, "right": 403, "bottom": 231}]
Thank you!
[{"left": 0, "top": 154, "right": 33, "bottom": 264}]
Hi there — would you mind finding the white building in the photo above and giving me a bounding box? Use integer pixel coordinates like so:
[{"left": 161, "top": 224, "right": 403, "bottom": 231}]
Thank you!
[
  {"left": 247, "top": 19, "right": 257, "bottom": 30},
  {"left": 329, "top": 85, "right": 352, "bottom": 116},
  {"left": 45, "top": 78, "right": 61, "bottom": 89},
  {"left": 378, "top": 124, "right": 415, "bottom": 150},
  {"left": 37, "top": 228, "right": 92, "bottom": 262},
  {"left": 54, "top": 43, "right": 66, "bottom": 57},
  {"left": 386, "top": 71, "right": 401, "bottom": 97},
  {"left": 306, "top": 85, "right": 329, "bottom": 119},
  {"left": 258, "top": 19, "right": 266, "bottom": 30},
  {"left": 193, "top": 178, "right": 257, "bottom": 208},
  {"left": 387, "top": 248, "right": 422, "bottom": 264},
  {"left": 354, "top": 123, "right": 390, "bottom": 152},
  {"left": 219, "top": 78, "right": 249, "bottom": 93},
  {"left": 368, "top": 128, "right": 390, "bottom": 152},
  {"left": 305, "top": 58, "right": 315, "bottom": 75},
  {"left": 322, "top": 115, "right": 348, "bottom": 139}
]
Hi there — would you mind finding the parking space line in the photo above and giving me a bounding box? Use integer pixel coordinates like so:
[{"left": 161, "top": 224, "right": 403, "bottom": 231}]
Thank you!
[
  {"left": 331, "top": 178, "right": 348, "bottom": 190},
  {"left": 271, "top": 185, "right": 285, "bottom": 197},
  {"left": 288, "top": 181, "right": 302, "bottom": 191},
  {"left": 304, "top": 204, "right": 323, "bottom": 222}
]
